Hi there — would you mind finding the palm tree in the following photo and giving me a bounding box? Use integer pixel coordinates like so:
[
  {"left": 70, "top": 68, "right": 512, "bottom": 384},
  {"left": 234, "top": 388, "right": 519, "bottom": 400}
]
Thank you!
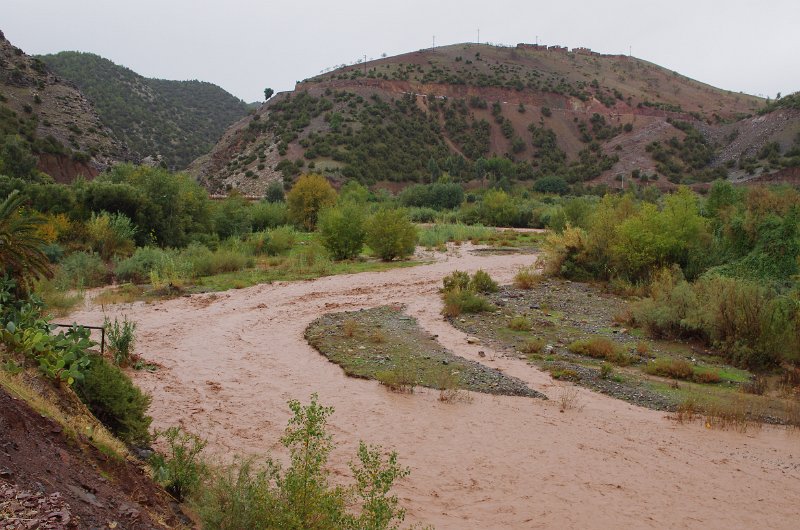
[{"left": 0, "top": 190, "right": 52, "bottom": 294}]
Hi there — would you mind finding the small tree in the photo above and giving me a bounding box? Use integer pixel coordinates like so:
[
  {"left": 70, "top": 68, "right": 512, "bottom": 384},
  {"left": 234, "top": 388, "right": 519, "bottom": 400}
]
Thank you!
[
  {"left": 286, "top": 174, "right": 337, "bottom": 230},
  {"left": 318, "top": 204, "right": 365, "bottom": 260},
  {"left": 264, "top": 181, "right": 285, "bottom": 203},
  {"left": 365, "top": 209, "right": 417, "bottom": 261},
  {"left": 264, "top": 87, "right": 274, "bottom": 100}
]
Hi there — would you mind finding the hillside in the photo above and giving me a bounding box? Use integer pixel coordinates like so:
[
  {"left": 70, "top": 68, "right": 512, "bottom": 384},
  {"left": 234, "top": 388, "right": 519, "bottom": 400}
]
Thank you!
[
  {"left": 0, "top": 30, "right": 129, "bottom": 183},
  {"left": 40, "top": 51, "right": 253, "bottom": 170},
  {"left": 191, "top": 42, "right": 790, "bottom": 195}
]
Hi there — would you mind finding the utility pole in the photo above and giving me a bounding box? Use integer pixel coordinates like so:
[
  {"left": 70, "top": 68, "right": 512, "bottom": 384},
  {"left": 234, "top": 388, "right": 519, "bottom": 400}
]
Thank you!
[
  {"left": 432, "top": 35, "right": 435, "bottom": 50},
  {"left": 536, "top": 35, "right": 538, "bottom": 46},
  {"left": 629, "top": 45, "right": 632, "bottom": 57},
  {"left": 477, "top": 28, "right": 480, "bottom": 44}
]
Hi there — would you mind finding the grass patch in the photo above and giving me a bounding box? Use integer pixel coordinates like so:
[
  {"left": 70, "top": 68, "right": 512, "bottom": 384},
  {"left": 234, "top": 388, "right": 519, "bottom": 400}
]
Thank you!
[
  {"left": 305, "top": 306, "right": 542, "bottom": 398},
  {"left": 441, "top": 288, "right": 494, "bottom": 317},
  {"left": 417, "top": 223, "right": 493, "bottom": 248}
]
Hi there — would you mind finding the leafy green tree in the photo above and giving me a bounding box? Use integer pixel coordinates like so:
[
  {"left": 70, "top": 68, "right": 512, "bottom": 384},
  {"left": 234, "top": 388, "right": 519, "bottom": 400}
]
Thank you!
[
  {"left": 212, "top": 193, "right": 252, "bottom": 239},
  {"left": 338, "top": 181, "right": 370, "bottom": 204},
  {"left": 534, "top": 176, "right": 569, "bottom": 195},
  {"left": 286, "top": 174, "right": 337, "bottom": 230},
  {"left": 365, "top": 209, "right": 417, "bottom": 261},
  {"left": 318, "top": 204, "right": 366, "bottom": 260},
  {"left": 264, "top": 180, "right": 285, "bottom": 203},
  {"left": 0, "top": 135, "right": 38, "bottom": 180},
  {"left": 264, "top": 87, "right": 275, "bottom": 100},
  {"left": 97, "top": 164, "right": 212, "bottom": 247}
]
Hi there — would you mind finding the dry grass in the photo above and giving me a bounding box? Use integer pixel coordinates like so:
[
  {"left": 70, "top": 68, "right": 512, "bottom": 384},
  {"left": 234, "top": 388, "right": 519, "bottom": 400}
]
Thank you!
[
  {"left": 692, "top": 371, "right": 722, "bottom": 384},
  {"left": 508, "top": 315, "right": 532, "bottom": 331},
  {"left": 368, "top": 329, "right": 386, "bottom": 344},
  {"left": 635, "top": 341, "right": 650, "bottom": 355},
  {"left": 644, "top": 357, "right": 694, "bottom": 379},
  {"left": 672, "top": 397, "right": 700, "bottom": 424},
  {"left": 0, "top": 370, "right": 128, "bottom": 460},
  {"left": 513, "top": 266, "right": 542, "bottom": 289},
  {"left": 434, "top": 369, "right": 473, "bottom": 404},
  {"left": 519, "top": 338, "right": 545, "bottom": 355},
  {"left": 704, "top": 396, "right": 764, "bottom": 433},
  {"left": 784, "top": 400, "right": 800, "bottom": 430},
  {"left": 739, "top": 376, "right": 767, "bottom": 396},
  {"left": 342, "top": 319, "right": 359, "bottom": 338},
  {"left": 568, "top": 337, "right": 636, "bottom": 366},
  {"left": 94, "top": 283, "right": 146, "bottom": 306},
  {"left": 557, "top": 384, "right": 580, "bottom": 412}
]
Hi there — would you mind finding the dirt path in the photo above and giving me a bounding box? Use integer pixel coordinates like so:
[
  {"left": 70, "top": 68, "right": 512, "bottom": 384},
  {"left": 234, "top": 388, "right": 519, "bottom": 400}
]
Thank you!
[{"left": 69, "top": 245, "right": 800, "bottom": 529}]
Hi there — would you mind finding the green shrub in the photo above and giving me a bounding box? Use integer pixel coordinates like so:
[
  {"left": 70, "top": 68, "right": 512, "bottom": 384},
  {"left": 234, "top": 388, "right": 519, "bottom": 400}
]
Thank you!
[
  {"left": 470, "top": 269, "right": 499, "bottom": 293},
  {"left": 599, "top": 363, "right": 613, "bottom": 379},
  {"left": 442, "top": 270, "right": 470, "bottom": 292},
  {"left": 375, "top": 365, "right": 417, "bottom": 393},
  {"left": 104, "top": 315, "right": 136, "bottom": 367},
  {"left": 114, "top": 247, "right": 170, "bottom": 284},
  {"left": 249, "top": 201, "right": 288, "bottom": 231},
  {"left": 57, "top": 251, "right": 108, "bottom": 288},
  {"left": 365, "top": 209, "right": 417, "bottom": 261},
  {"left": 406, "top": 206, "right": 438, "bottom": 223},
  {"left": 74, "top": 354, "right": 152, "bottom": 445},
  {"left": 286, "top": 242, "right": 332, "bottom": 275},
  {"left": 534, "top": 176, "right": 569, "bottom": 195},
  {"left": 208, "top": 248, "right": 254, "bottom": 274},
  {"left": 86, "top": 211, "right": 137, "bottom": 260},
  {"left": 399, "top": 182, "right": 464, "bottom": 210},
  {"left": 318, "top": 204, "right": 366, "bottom": 260},
  {"left": 213, "top": 195, "right": 252, "bottom": 240},
  {"left": 442, "top": 288, "right": 494, "bottom": 317},
  {"left": 264, "top": 181, "right": 285, "bottom": 203},
  {"left": 150, "top": 426, "right": 207, "bottom": 502},
  {"left": 194, "top": 395, "right": 410, "bottom": 530},
  {"left": 264, "top": 226, "right": 298, "bottom": 256},
  {"left": 178, "top": 243, "right": 215, "bottom": 276}
]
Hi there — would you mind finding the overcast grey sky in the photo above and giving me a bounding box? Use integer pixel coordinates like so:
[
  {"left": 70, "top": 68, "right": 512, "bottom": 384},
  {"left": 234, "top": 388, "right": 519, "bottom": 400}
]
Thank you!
[{"left": 4, "top": 0, "right": 798, "bottom": 102}]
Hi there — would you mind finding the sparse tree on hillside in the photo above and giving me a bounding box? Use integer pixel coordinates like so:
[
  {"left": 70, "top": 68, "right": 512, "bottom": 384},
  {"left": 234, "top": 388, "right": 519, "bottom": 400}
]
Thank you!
[{"left": 264, "top": 87, "right": 274, "bottom": 101}]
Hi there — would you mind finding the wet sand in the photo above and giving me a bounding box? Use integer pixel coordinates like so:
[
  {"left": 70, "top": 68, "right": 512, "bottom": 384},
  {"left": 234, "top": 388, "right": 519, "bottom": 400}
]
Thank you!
[{"left": 69, "top": 245, "right": 800, "bottom": 529}]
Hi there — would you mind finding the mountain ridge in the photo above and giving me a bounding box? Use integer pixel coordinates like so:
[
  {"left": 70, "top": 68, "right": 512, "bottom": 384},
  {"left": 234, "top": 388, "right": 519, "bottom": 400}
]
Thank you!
[
  {"left": 193, "top": 42, "right": 799, "bottom": 196},
  {"left": 39, "top": 51, "right": 254, "bottom": 170}
]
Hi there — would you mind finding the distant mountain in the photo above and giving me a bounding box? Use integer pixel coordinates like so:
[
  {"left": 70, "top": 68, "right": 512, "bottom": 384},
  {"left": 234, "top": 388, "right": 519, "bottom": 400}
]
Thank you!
[
  {"left": 39, "top": 51, "right": 253, "bottom": 170},
  {"left": 192, "top": 43, "right": 798, "bottom": 196},
  {"left": 0, "top": 30, "right": 129, "bottom": 183}
]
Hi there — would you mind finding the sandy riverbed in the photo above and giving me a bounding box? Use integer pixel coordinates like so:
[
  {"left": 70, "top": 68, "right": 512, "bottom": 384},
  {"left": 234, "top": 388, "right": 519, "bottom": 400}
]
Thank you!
[{"left": 69, "top": 245, "right": 800, "bottom": 529}]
